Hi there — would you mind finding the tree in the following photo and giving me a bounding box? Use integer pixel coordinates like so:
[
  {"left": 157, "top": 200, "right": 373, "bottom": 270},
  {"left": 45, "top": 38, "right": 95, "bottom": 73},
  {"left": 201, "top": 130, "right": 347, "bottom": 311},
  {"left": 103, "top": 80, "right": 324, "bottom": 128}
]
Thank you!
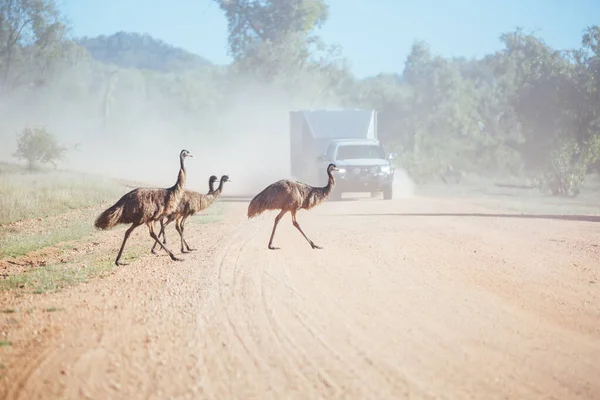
[
  {"left": 13, "top": 126, "right": 67, "bottom": 170},
  {"left": 489, "top": 27, "right": 600, "bottom": 196},
  {"left": 0, "top": 0, "right": 66, "bottom": 91},
  {"left": 213, "top": 0, "right": 345, "bottom": 101},
  {"left": 388, "top": 42, "right": 484, "bottom": 182},
  {"left": 214, "top": 0, "right": 328, "bottom": 60}
]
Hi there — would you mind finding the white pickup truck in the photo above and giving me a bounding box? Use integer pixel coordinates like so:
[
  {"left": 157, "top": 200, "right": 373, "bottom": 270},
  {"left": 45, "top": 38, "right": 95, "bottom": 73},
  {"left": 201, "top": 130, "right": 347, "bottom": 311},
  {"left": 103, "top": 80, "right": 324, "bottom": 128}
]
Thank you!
[{"left": 317, "top": 138, "right": 396, "bottom": 200}]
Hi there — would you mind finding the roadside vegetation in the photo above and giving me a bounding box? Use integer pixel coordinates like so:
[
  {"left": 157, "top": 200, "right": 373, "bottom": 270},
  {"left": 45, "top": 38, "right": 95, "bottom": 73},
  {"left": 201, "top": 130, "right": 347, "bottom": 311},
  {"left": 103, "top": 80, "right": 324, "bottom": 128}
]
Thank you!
[
  {"left": 0, "top": 162, "right": 125, "bottom": 226},
  {"left": 0, "top": 204, "right": 222, "bottom": 294}
]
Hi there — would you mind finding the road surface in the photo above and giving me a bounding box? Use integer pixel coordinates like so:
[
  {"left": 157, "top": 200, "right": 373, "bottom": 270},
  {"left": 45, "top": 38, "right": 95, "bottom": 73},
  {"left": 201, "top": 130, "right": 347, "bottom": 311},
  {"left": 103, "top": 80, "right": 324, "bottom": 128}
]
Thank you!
[{"left": 1, "top": 196, "right": 599, "bottom": 399}]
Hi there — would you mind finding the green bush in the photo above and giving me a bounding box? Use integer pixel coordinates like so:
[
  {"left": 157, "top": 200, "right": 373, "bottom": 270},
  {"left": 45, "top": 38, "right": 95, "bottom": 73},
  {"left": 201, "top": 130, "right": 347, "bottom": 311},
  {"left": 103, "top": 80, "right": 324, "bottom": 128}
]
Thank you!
[
  {"left": 538, "top": 137, "right": 600, "bottom": 197},
  {"left": 13, "top": 127, "right": 67, "bottom": 170},
  {"left": 394, "top": 148, "right": 448, "bottom": 184}
]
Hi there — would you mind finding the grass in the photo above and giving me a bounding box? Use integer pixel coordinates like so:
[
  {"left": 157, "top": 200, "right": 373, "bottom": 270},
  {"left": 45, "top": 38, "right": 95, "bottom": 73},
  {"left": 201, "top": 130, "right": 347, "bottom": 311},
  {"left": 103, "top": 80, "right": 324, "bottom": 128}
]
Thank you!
[
  {"left": 0, "top": 260, "right": 115, "bottom": 294},
  {"left": 0, "top": 203, "right": 223, "bottom": 293},
  {"left": 191, "top": 202, "right": 224, "bottom": 224},
  {"left": 0, "top": 162, "right": 125, "bottom": 225},
  {"left": 0, "top": 217, "right": 98, "bottom": 258},
  {"left": 0, "top": 231, "right": 174, "bottom": 294},
  {"left": 0, "top": 165, "right": 225, "bottom": 294},
  {"left": 0, "top": 341, "right": 12, "bottom": 347},
  {"left": 0, "top": 162, "right": 129, "bottom": 258}
]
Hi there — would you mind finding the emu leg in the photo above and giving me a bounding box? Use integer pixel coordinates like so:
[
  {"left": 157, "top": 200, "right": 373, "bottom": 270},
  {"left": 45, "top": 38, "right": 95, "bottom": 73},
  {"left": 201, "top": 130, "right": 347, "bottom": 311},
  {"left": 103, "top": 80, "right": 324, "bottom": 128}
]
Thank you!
[
  {"left": 291, "top": 210, "right": 321, "bottom": 249},
  {"left": 175, "top": 217, "right": 188, "bottom": 253},
  {"left": 147, "top": 222, "right": 183, "bottom": 262},
  {"left": 115, "top": 223, "right": 141, "bottom": 266},
  {"left": 268, "top": 209, "right": 287, "bottom": 250},
  {"left": 160, "top": 215, "right": 176, "bottom": 244},
  {"left": 152, "top": 215, "right": 177, "bottom": 254},
  {"left": 151, "top": 218, "right": 167, "bottom": 255},
  {"left": 180, "top": 216, "right": 195, "bottom": 252}
]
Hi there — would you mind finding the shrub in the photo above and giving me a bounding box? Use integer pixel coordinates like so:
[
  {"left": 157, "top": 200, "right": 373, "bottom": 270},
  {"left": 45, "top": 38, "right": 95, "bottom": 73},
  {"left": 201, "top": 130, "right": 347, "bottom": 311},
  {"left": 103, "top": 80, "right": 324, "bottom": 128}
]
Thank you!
[
  {"left": 538, "top": 137, "right": 600, "bottom": 197},
  {"left": 13, "top": 127, "right": 67, "bottom": 170}
]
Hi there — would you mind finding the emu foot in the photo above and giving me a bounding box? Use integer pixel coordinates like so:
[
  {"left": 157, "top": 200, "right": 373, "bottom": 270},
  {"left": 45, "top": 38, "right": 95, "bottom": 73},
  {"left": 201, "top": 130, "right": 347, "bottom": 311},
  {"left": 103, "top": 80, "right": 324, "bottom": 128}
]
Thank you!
[
  {"left": 171, "top": 256, "right": 184, "bottom": 262},
  {"left": 268, "top": 245, "right": 280, "bottom": 250},
  {"left": 115, "top": 260, "right": 129, "bottom": 266},
  {"left": 310, "top": 243, "right": 322, "bottom": 249}
]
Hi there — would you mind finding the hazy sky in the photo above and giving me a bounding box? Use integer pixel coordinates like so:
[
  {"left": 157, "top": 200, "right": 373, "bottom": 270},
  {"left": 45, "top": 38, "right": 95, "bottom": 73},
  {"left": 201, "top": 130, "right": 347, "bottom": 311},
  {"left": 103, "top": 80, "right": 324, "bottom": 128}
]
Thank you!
[{"left": 62, "top": 0, "right": 599, "bottom": 78}]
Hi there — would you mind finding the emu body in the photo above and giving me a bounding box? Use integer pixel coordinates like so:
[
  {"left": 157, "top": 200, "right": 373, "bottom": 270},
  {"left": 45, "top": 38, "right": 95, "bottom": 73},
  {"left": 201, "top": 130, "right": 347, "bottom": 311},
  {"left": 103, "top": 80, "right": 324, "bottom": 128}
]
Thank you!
[
  {"left": 94, "top": 149, "right": 192, "bottom": 265},
  {"left": 248, "top": 164, "right": 338, "bottom": 249},
  {"left": 153, "top": 175, "right": 229, "bottom": 254}
]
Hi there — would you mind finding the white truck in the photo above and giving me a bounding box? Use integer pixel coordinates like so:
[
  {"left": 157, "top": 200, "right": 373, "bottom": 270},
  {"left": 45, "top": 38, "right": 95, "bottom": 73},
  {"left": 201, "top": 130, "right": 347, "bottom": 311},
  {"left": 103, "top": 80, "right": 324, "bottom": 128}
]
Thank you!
[{"left": 289, "top": 109, "right": 396, "bottom": 200}]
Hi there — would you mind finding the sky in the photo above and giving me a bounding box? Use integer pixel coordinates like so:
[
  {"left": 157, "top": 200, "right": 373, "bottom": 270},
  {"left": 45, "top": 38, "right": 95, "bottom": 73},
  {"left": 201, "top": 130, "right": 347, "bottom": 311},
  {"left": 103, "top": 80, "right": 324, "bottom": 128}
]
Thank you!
[{"left": 61, "top": 0, "right": 600, "bottom": 79}]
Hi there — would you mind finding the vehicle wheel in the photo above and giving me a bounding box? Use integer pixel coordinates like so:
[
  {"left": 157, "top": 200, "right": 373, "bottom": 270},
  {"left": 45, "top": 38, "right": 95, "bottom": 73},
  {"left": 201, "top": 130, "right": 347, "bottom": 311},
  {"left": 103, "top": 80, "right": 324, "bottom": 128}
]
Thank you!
[{"left": 383, "top": 185, "right": 393, "bottom": 200}]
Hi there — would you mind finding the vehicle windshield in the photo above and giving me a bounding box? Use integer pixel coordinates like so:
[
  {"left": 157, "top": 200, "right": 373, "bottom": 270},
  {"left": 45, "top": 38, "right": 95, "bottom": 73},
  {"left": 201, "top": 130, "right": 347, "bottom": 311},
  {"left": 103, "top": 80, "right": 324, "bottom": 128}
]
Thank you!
[{"left": 335, "top": 145, "right": 385, "bottom": 160}]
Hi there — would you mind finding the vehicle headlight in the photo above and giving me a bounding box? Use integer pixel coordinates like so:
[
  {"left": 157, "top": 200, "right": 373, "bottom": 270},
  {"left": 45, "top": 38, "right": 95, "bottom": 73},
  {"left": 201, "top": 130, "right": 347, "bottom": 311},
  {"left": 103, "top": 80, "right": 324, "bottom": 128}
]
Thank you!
[{"left": 380, "top": 165, "right": 391, "bottom": 174}]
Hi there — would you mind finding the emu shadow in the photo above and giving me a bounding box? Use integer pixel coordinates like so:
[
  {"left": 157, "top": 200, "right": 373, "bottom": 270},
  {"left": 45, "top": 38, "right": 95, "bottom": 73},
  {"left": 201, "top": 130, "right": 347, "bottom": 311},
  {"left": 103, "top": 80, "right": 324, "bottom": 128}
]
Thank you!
[{"left": 329, "top": 213, "right": 600, "bottom": 223}]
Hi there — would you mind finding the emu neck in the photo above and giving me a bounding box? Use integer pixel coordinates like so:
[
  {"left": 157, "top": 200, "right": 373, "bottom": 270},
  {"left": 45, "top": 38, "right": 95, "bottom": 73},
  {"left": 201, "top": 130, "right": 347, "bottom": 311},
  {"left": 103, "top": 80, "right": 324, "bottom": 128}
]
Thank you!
[
  {"left": 214, "top": 180, "right": 225, "bottom": 196},
  {"left": 323, "top": 169, "right": 335, "bottom": 193},
  {"left": 172, "top": 155, "right": 186, "bottom": 194},
  {"left": 305, "top": 169, "right": 335, "bottom": 208},
  {"left": 208, "top": 180, "right": 215, "bottom": 194},
  {"left": 204, "top": 180, "right": 224, "bottom": 207}
]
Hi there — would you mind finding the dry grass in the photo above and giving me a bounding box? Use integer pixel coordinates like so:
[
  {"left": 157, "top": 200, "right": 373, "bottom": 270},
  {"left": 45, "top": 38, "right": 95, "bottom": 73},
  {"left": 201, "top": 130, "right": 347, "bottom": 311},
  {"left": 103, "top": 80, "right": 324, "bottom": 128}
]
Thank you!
[
  {"left": 0, "top": 161, "right": 225, "bottom": 295},
  {"left": 0, "top": 213, "right": 98, "bottom": 258},
  {"left": 0, "top": 261, "right": 114, "bottom": 294},
  {"left": 0, "top": 163, "right": 125, "bottom": 225}
]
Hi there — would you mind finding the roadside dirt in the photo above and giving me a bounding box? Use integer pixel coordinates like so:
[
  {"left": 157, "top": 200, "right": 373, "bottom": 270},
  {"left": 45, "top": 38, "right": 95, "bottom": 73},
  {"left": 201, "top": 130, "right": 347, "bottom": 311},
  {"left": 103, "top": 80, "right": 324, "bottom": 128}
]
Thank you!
[{"left": 0, "top": 196, "right": 599, "bottom": 399}]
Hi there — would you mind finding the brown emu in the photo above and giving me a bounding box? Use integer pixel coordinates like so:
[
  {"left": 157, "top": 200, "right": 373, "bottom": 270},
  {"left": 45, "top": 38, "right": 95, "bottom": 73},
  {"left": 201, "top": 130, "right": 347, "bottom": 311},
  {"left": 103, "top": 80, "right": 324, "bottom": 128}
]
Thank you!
[
  {"left": 153, "top": 175, "right": 217, "bottom": 254},
  {"left": 94, "top": 149, "right": 192, "bottom": 265},
  {"left": 247, "top": 164, "right": 338, "bottom": 250},
  {"left": 152, "top": 174, "right": 230, "bottom": 254}
]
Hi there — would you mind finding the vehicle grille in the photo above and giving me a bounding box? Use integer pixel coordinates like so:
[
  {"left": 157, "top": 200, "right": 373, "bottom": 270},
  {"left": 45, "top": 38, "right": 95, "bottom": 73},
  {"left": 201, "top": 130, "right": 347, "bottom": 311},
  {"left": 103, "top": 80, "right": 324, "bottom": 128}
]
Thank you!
[{"left": 347, "top": 166, "right": 378, "bottom": 175}]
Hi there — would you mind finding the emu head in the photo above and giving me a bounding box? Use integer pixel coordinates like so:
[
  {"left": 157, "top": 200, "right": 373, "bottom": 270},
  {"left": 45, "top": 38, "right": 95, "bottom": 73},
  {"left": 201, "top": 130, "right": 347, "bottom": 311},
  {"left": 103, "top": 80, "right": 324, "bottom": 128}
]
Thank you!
[
  {"left": 220, "top": 175, "right": 231, "bottom": 183},
  {"left": 327, "top": 163, "right": 339, "bottom": 173},
  {"left": 180, "top": 149, "right": 193, "bottom": 159},
  {"left": 209, "top": 175, "right": 218, "bottom": 184}
]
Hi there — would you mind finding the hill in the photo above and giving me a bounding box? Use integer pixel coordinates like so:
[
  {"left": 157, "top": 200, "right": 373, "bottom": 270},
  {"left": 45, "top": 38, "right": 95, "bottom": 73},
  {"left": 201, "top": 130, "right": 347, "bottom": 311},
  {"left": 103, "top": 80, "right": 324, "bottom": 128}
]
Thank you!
[{"left": 76, "top": 31, "right": 212, "bottom": 72}]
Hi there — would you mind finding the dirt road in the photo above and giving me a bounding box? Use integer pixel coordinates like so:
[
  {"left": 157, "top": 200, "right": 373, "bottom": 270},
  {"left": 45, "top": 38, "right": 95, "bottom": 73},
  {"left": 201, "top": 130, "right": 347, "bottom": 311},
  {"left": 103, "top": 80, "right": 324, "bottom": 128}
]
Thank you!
[{"left": 1, "top": 196, "right": 599, "bottom": 399}]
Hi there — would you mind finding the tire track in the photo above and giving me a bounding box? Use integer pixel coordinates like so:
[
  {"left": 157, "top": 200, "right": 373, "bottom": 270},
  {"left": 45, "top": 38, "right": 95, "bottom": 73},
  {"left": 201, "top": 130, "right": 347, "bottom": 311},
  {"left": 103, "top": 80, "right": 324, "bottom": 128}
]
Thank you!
[
  {"left": 257, "top": 253, "right": 321, "bottom": 394},
  {"left": 2, "top": 301, "right": 117, "bottom": 399},
  {"left": 259, "top": 251, "right": 342, "bottom": 398},
  {"left": 2, "top": 345, "right": 58, "bottom": 400},
  {"left": 219, "top": 218, "right": 336, "bottom": 397},
  {"left": 200, "top": 221, "right": 263, "bottom": 398}
]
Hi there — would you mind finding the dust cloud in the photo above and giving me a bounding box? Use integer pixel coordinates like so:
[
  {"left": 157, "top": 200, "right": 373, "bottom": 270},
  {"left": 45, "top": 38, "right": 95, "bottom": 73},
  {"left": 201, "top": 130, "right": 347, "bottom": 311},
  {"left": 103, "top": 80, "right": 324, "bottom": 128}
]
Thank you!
[
  {"left": 392, "top": 167, "right": 415, "bottom": 199},
  {"left": 0, "top": 66, "right": 345, "bottom": 198}
]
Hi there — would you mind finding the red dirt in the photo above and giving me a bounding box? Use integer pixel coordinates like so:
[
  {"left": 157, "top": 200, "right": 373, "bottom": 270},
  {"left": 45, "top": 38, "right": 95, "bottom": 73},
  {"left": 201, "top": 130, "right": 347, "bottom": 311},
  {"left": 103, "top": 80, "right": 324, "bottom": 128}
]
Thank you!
[{"left": 0, "top": 196, "right": 599, "bottom": 399}]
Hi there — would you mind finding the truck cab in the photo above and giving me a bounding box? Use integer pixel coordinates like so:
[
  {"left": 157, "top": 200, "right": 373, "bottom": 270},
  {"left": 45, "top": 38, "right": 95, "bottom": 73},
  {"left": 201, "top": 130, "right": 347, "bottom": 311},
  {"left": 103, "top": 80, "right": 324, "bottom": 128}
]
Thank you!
[{"left": 317, "top": 139, "right": 396, "bottom": 200}]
